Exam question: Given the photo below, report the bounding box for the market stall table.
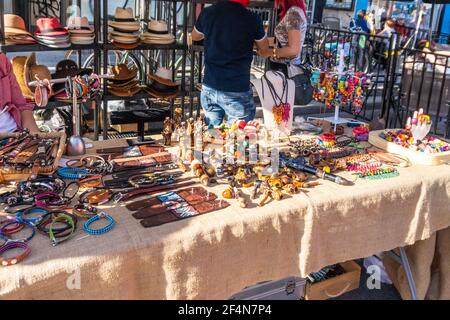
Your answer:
[1,137,449,300]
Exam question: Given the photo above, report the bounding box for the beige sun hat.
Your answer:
[67,16,94,34]
[108,7,140,30]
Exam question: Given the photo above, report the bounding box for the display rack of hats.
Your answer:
[0,15,97,50]
[0,0,190,141]
[100,0,188,140]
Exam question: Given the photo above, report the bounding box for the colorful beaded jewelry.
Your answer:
[57,167,90,180]
[84,211,115,235]
[357,167,399,179]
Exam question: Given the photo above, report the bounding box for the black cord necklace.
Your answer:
[261,71,290,126]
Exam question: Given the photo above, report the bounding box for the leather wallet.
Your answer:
[193,199,230,214]
[140,211,180,228]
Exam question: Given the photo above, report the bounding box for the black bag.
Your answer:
[289,66,314,106]
[269,61,313,106]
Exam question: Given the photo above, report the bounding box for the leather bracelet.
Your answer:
[84,211,115,235]
[49,214,76,246]
[34,192,69,209]
[63,181,80,201]
[37,211,78,238]
[0,217,24,235]
[0,241,31,266]
[79,175,103,189]
[15,206,50,226]
[72,203,99,219]
[0,220,35,243]
[79,188,112,205]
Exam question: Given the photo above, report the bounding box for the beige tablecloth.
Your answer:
[1,139,450,299]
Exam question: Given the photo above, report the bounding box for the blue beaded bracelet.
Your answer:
[84,212,115,235]
[16,207,49,226]
[57,167,90,180]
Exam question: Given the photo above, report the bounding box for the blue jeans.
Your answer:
[200,85,256,126]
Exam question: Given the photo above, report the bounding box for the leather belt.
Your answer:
[113,180,198,203]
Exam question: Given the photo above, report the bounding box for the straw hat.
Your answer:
[11,56,34,99]
[141,20,175,44]
[108,7,140,31]
[67,16,94,34]
[35,18,68,37]
[148,67,178,87]
[4,14,32,36]
[24,53,52,93]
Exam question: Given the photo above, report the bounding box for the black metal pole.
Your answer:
[0,0,5,46]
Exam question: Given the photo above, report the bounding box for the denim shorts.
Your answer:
[200,85,256,126]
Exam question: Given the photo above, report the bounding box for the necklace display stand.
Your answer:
[251,71,295,138]
[307,49,366,132]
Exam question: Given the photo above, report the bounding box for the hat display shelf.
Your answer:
[0,0,103,140]
[100,0,189,141]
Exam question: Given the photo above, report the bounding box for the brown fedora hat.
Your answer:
[11,56,34,99]
[24,53,52,93]
[144,86,179,100]
[110,64,138,81]
[108,86,141,97]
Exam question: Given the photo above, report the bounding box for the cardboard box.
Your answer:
[305,260,361,300]
[111,123,150,133]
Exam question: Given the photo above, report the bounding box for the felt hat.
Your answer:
[35,18,68,37]
[24,53,52,93]
[148,67,178,87]
[51,59,92,93]
[110,64,138,82]
[11,56,34,99]
[145,67,179,100]
[108,85,141,97]
[4,14,32,36]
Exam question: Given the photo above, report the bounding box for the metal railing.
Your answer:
[385,48,449,138]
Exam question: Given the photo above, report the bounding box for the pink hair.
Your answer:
[275,0,307,19]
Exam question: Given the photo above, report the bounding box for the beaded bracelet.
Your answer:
[57,167,90,180]
[84,211,115,235]
[0,241,31,266]
[49,214,76,246]
[0,220,35,243]
[358,167,400,180]
[15,206,50,226]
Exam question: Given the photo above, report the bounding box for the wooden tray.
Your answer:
[369,129,450,166]
[0,131,66,183]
